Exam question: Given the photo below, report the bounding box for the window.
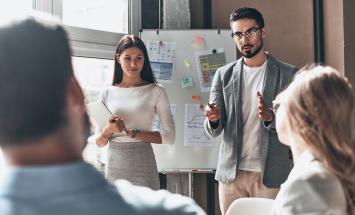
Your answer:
[0,0,33,11]
[0,0,140,165]
[62,0,128,34]
[51,0,134,49]
[72,57,114,103]
[0,0,33,16]
[32,0,142,58]
[47,0,141,58]
[72,57,115,165]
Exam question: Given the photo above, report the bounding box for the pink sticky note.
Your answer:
[192,36,206,48]
[192,95,201,101]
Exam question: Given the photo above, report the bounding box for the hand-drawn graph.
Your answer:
[184,104,216,146]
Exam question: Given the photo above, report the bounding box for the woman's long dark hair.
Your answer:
[112,35,156,85]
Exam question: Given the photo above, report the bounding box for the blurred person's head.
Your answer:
[112,35,156,85]
[0,12,90,165]
[274,65,355,214]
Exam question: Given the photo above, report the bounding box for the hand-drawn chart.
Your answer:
[184,104,216,146]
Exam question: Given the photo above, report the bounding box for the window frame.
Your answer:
[35,0,141,59]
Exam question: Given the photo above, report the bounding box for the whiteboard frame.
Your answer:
[141,29,236,171]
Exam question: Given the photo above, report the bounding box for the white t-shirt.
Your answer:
[239,60,267,171]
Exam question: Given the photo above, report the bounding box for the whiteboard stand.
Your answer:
[187,170,215,198]
[188,172,193,198]
[183,170,216,199]
[161,169,215,199]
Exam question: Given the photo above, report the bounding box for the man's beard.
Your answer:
[81,112,91,149]
[241,41,263,58]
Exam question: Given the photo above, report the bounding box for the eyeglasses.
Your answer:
[231,26,262,40]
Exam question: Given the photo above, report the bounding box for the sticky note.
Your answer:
[192,95,201,101]
[181,76,194,88]
[183,59,191,68]
[191,95,203,110]
[192,36,206,48]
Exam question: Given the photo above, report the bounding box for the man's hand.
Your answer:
[204,103,220,123]
[257,91,274,122]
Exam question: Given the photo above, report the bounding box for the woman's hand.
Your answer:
[96,115,127,147]
[101,115,127,140]
[104,115,127,135]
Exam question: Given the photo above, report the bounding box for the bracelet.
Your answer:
[100,130,110,140]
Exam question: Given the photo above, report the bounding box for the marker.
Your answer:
[208,103,216,108]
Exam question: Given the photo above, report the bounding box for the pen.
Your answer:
[102,101,113,115]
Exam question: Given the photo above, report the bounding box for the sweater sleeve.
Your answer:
[155,87,175,144]
[204,68,225,137]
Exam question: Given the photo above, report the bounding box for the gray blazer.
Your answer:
[204,54,297,187]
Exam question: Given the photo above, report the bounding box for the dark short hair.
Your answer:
[112,35,156,85]
[0,14,73,145]
[230,7,265,28]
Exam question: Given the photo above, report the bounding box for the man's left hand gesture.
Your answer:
[257,91,274,122]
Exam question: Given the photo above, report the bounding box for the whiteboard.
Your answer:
[141,30,236,171]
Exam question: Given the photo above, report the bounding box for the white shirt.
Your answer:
[272,150,347,215]
[98,83,175,144]
[239,60,267,171]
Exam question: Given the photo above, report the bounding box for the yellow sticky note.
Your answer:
[183,59,191,68]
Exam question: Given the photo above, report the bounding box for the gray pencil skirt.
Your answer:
[105,141,160,190]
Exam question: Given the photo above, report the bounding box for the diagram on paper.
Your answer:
[184,104,216,146]
[146,41,176,83]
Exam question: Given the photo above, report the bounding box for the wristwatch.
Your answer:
[130,127,140,138]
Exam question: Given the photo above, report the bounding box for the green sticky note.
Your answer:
[181,76,194,88]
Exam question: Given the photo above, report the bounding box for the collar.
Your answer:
[286,150,321,182]
[296,150,317,166]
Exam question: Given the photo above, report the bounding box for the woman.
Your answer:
[95,35,175,190]
[271,65,355,215]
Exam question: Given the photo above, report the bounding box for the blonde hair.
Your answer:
[277,65,355,214]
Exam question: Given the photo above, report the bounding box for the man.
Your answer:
[0,13,205,215]
[204,7,297,214]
